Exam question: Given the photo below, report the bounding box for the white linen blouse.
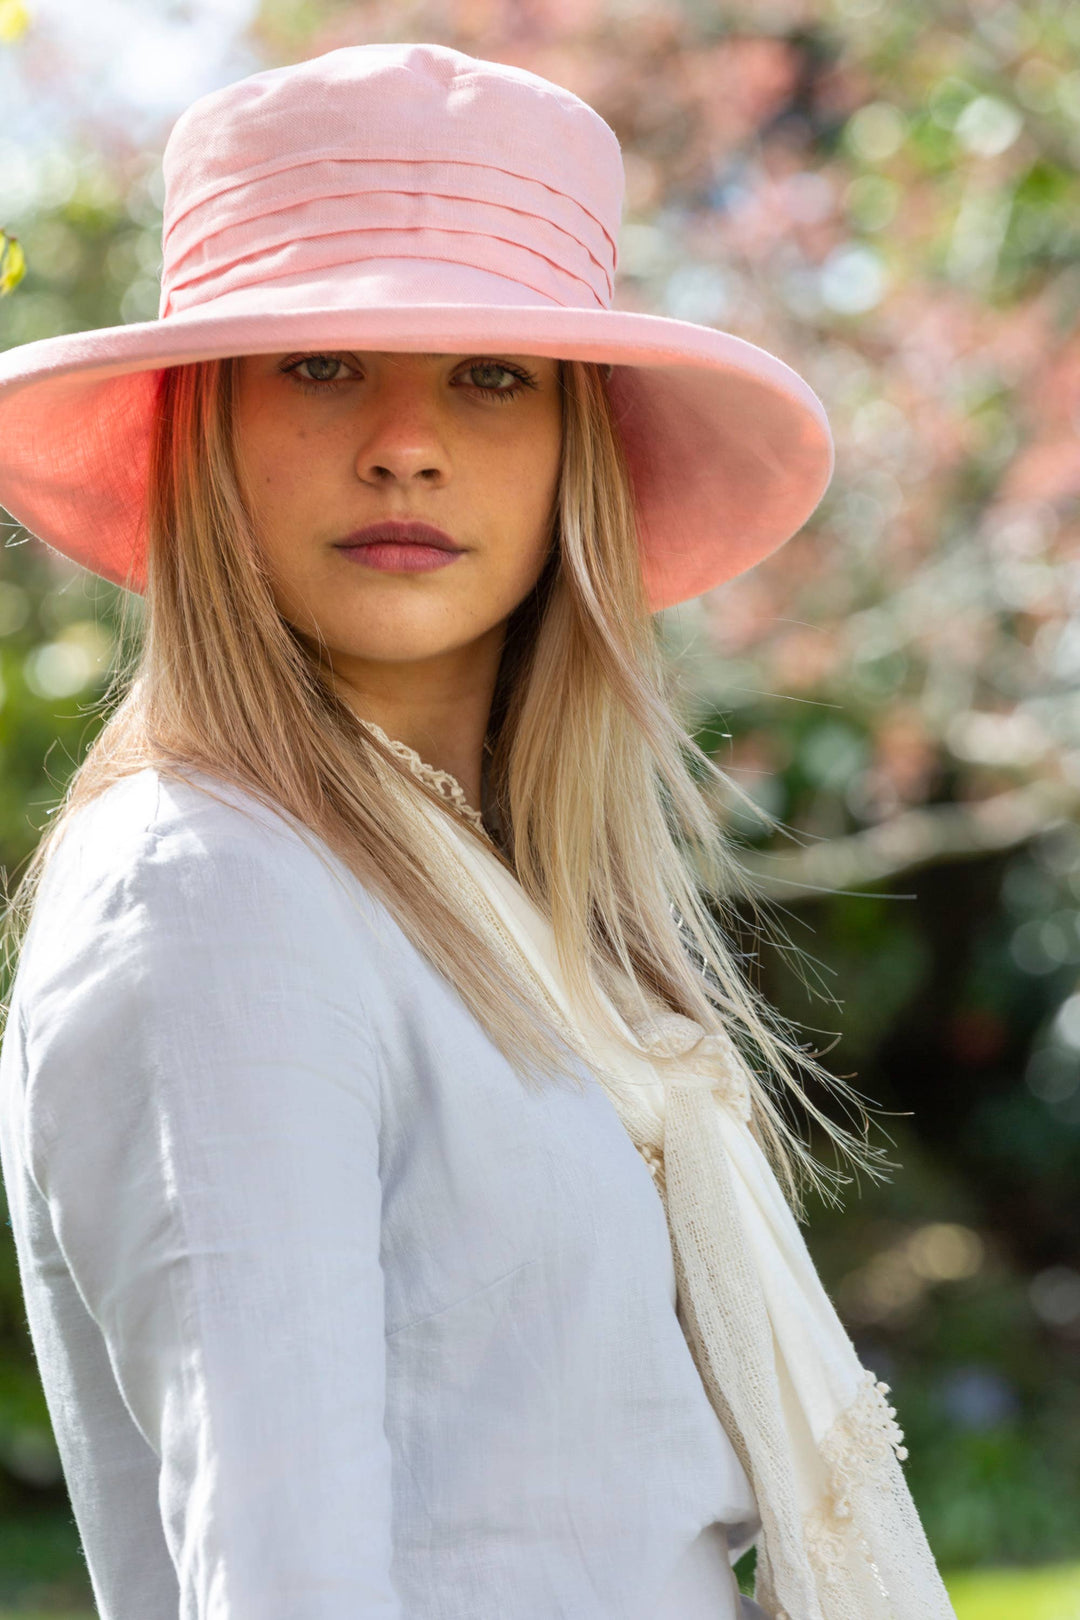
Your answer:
[0,764,766,1620]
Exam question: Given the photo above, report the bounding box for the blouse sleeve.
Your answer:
[22,816,402,1619]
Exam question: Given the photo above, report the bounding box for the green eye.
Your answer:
[458,359,538,401]
[298,356,343,383]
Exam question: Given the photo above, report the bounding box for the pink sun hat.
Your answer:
[0,41,834,612]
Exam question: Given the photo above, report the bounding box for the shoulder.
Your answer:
[16,769,401,1199]
[41,763,381,910]
[18,765,395,1011]
[45,764,347,883]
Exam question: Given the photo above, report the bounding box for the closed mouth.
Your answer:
[335,521,464,552]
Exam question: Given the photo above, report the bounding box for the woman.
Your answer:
[0,41,957,1620]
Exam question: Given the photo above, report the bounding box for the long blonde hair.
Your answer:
[1,353,897,1220]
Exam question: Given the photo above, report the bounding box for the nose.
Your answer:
[353,373,450,488]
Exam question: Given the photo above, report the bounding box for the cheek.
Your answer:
[486,455,559,592]
[240,428,311,508]
[234,383,321,505]
[498,411,562,530]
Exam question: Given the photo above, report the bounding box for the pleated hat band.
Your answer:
[158,45,624,319]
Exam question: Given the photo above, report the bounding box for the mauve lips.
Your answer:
[335,520,463,551]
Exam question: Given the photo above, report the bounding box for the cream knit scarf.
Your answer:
[359,720,958,1620]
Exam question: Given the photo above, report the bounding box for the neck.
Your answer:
[325,626,505,810]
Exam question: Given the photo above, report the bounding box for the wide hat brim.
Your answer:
[0,295,834,612]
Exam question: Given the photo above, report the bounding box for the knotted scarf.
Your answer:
[358,719,958,1620]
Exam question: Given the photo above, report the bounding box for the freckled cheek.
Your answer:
[247,442,318,513]
[242,460,318,573]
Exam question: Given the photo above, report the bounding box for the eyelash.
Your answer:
[280,354,539,402]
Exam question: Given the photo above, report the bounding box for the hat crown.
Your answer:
[158,42,625,319]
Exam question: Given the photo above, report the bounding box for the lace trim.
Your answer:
[825,1368,910,1482]
[356,716,488,835]
[802,1368,909,1605]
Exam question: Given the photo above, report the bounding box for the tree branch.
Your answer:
[733,779,1080,897]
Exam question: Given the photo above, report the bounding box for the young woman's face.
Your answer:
[233,349,563,677]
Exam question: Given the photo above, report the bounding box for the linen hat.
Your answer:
[0,41,834,611]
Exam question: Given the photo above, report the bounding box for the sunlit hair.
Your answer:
[0,354,897,1220]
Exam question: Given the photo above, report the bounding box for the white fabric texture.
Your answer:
[652,1522,753,1619]
[0,764,765,1620]
[354,720,958,1620]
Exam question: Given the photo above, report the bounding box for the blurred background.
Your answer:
[1,1,1079,1616]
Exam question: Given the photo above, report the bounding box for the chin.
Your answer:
[335,620,490,664]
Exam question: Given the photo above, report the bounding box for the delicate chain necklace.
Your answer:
[355,715,489,836]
